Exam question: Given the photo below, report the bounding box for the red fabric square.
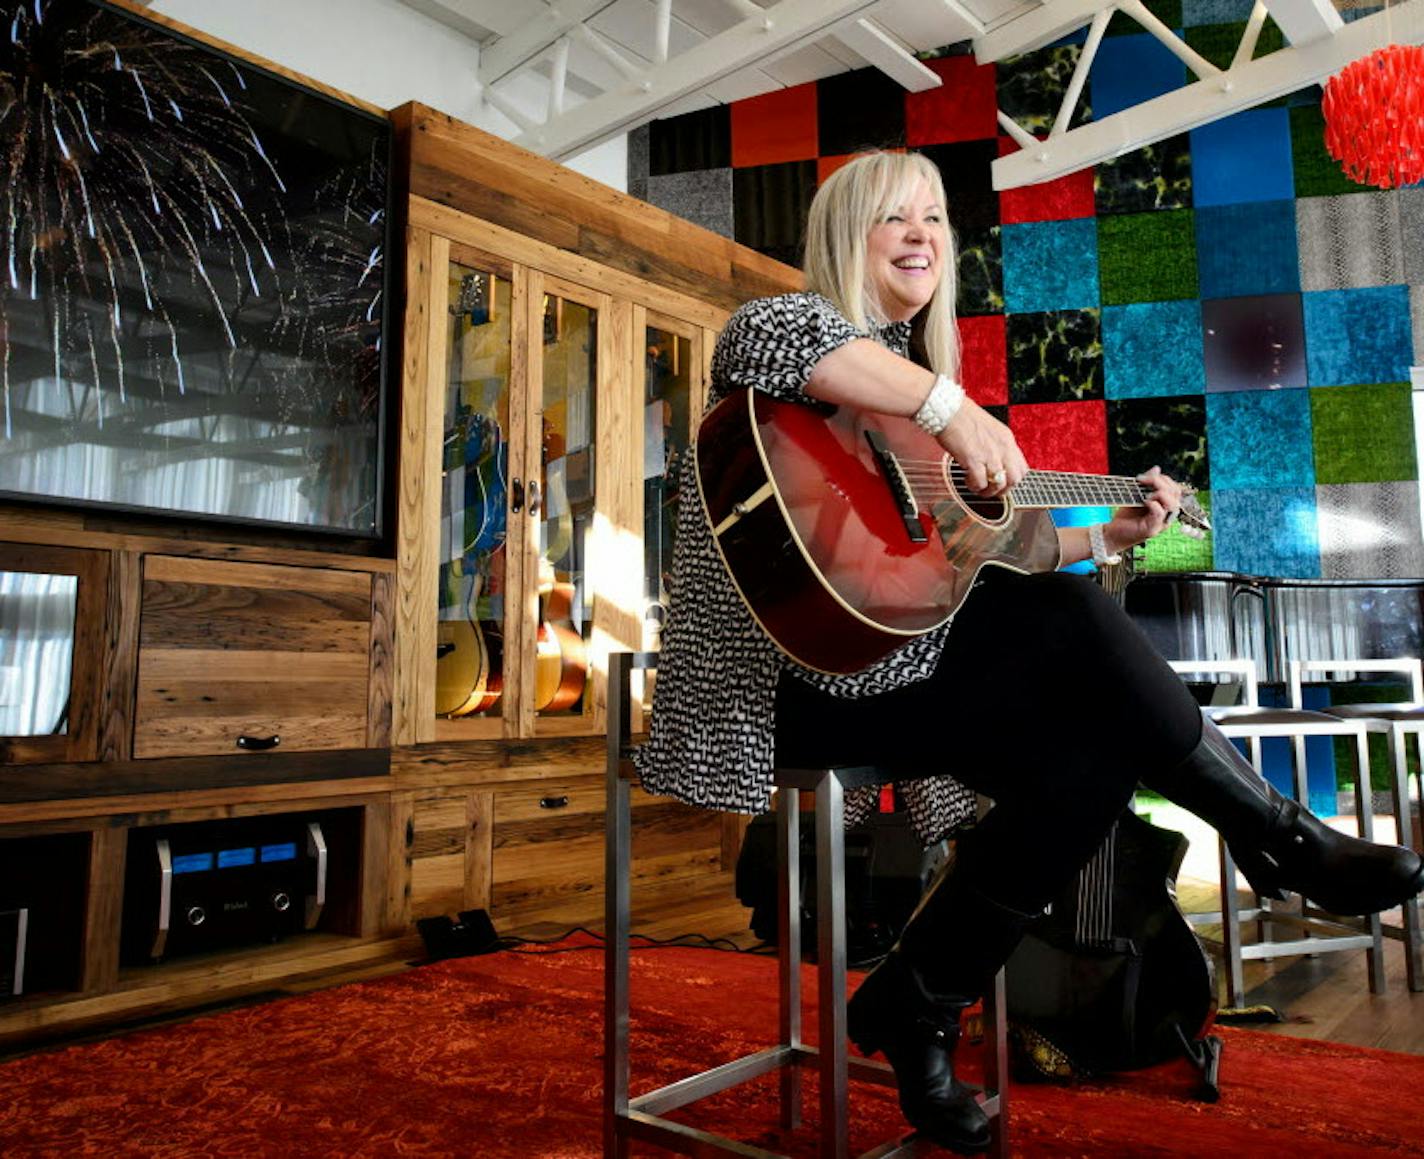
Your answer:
[1009,401,1109,475]
[816,148,904,186]
[996,137,1096,223]
[731,85,818,168]
[958,315,1007,406]
[906,57,998,147]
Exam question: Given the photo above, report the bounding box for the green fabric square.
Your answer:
[1097,211,1198,305]
[1107,0,1181,36]
[1183,20,1285,71]
[1311,382,1417,483]
[1140,490,1214,572]
[1290,105,1375,198]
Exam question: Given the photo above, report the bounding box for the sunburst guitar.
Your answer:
[695,389,1209,675]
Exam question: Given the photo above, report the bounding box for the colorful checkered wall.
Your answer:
[628,3,1424,579]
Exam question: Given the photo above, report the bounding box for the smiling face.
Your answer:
[864,176,947,324]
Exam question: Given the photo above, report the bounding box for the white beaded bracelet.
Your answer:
[1089,523,1122,567]
[913,374,966,437]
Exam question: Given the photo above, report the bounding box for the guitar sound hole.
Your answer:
[964,495,1007,522]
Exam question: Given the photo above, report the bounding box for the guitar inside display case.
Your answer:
[437,266,511,719]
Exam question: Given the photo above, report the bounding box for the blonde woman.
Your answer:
[637,151,1422,1153]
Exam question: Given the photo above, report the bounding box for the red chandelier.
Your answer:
[1322,43,1424,189]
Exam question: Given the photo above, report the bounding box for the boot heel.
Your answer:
[1228,848,1290,902]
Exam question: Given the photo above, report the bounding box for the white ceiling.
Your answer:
[378,1,1424,186]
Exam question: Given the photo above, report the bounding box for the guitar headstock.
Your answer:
[1177,487,1210,539]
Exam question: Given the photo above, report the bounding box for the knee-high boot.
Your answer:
[847,853,1037,1155]
[1149,719,1424,916]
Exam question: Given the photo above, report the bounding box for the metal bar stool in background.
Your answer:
[604,652,1008,1159]
[1288,658,1423,992]
[1166,660,1385,1007]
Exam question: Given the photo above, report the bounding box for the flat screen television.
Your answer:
[0,0,393,537]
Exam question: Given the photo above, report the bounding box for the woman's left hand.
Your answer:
[1103,466,1184,553]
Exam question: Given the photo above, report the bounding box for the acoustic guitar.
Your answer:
[695,389,1209,674]
[534,566,588,713]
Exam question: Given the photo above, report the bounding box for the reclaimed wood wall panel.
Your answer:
[394,103,800,317]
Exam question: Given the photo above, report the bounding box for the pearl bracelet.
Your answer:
[913,374,966,436]
[1089,523,1122,567]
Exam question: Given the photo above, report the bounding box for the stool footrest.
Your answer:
[632,1046,799,1117]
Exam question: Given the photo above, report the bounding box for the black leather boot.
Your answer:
[847,868,1035,1155]
[1151,720,1424,915]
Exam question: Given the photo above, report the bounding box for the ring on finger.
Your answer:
[988,468,1007,487]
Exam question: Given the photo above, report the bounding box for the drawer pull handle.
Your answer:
[236,734,281,751]
[539,795,569,810]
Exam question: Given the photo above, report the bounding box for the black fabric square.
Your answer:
[1106,396,1209,492]
[1006,309,1103,403]
[956,224,1003,317]
[733,160,817,268]
[919,140,998,195]
[649,106,730,176]
[817,67,907,157]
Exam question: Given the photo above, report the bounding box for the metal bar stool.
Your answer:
[604,652,1008,1159]
[1288,658,1423,992]
[1167,660,1385,1007]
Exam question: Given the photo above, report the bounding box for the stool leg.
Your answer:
[1351,731,1387,994]
[1393,725,1424,992]
[983,967,1009,1159]
[1218,837,1246,1008]
[815,772,850,1159]
[778,786,804,1131]
[604,762,632,1159]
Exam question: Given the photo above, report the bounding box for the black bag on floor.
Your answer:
[734,809,948,966]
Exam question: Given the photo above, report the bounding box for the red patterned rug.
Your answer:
[2,934,1423,1157]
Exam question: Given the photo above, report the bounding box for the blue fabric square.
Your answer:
[1183,0,1257,25]
[1302,285,1414,386]
[1103,301,1206,398]
[1001,219,1100,313]
[1207,389,1314,488]
[1195,201,1301,299]
[1190,108,1295,207]
[1211,486,1321,578]
[1091,35,1186,119]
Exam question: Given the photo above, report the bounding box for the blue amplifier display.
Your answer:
[121,816,328,964]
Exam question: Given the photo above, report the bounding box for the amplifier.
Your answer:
[122,817,328,964]
[0,908,27,996]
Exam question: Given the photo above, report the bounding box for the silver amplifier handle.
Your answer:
[11,907,28,995]
[305,822,327,930]
[151,839,172,960]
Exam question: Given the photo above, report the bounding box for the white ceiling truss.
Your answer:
[397,0,1424,189]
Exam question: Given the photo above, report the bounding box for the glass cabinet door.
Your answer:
[535,290,597,719]
[436,262,512,721]
[642,324,693,654]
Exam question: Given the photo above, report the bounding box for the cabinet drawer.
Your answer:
[134,557,374,759]
[491,778,722,918]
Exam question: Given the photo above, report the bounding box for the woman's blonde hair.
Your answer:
[802,150,960,379]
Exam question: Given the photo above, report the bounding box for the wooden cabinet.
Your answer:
[134,556,383,759]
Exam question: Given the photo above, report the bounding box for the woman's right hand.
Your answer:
[938,398,1027,496]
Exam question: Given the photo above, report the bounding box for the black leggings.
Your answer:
[773,569,1204,914]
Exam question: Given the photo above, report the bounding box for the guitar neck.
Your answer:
[1010,470,1152,511]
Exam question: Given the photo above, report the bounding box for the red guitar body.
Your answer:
[695,389,1061,674]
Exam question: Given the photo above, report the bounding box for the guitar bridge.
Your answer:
[864,430,928,544]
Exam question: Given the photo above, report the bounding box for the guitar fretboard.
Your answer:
[1011,470,1151,510]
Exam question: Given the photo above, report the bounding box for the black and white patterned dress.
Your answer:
[634,292,978,843]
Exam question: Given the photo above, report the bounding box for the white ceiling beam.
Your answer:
[479,0,619,86]
[872,0,987,45]
[992,0,1424,189]
[396,0,513,40]
[513,0,892,160]
[974,0,1114,62]
[832,18,942,91]
[1263,0,1343,46]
